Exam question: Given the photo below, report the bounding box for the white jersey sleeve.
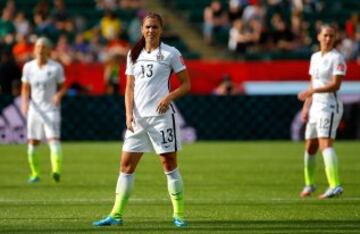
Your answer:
[21,63,30,83]
[125,52,134,76]
[170,48,186,73]
[309,54,316,76]
[332,54,346,76]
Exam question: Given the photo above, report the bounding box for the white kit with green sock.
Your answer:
[110,172,134,219]
[49,141,63,175]
[165,168,185,220]
[27,144,40,179]
[322,147,340,188]
[304,151,316,186]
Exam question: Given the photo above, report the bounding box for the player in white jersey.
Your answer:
[21,37,67,183]
[94,13,190,227]
[298,25,346,199]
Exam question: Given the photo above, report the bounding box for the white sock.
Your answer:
[116,172,134,196]
[165,168,183,194]
[322,147,340,188]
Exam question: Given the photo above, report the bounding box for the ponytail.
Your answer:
[130,36,145,63]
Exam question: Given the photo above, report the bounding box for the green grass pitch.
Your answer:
[0,141,359,233]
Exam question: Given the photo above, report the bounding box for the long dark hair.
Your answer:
[130,12,164,63]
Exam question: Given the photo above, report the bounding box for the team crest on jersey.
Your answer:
[336,63,345,72]
[156,53,164,61]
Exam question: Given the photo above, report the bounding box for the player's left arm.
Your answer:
[157,69,191,114]
[53,65,67,106]
[298,75,343,101]
[311,75,343,93]
[299,56,346,100]
[53,82,67,106]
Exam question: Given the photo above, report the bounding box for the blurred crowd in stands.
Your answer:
[203,0,360,60]
[1,0,359,96]
[0,0,145,65]
[0,0,146,95]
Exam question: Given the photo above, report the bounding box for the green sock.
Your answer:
[49,141,62,174]
[322,147,340,188]
[27,144,40,178]
[304,152,316,186]
[110,173,134,219]
[165,168,185,219]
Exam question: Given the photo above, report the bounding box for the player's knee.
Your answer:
[305,140,318,155]
[28,140,41,146]
[120,164,136,174]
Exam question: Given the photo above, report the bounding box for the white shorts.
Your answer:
[122,114,181,154]
[305,108,343,140]
[27,109,61,140]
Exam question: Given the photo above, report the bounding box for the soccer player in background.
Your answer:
[21,37,67,183]
[298,24,346,199]
[93,12,191,227]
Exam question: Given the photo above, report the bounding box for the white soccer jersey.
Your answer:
[21,59,65,112]
[309,49,346,113]
[125,42,186,117]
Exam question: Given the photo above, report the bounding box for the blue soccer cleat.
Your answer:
[173,217,187,227]
[93,216,123,226]
[319,186,343,199]
[28,176,40,184]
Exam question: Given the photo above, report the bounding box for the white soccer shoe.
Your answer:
[319,186,343,199]
[300,185,316,198]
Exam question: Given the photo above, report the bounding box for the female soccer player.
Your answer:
[21,37,66,183]
[298,25,346,199]
[93,13,191,227]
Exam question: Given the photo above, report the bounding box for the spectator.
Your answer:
[337,31,358,61]
[51,34,73,65]
[229,18,262,53]
[228,0,248,23]
[270,13,296,51]
[95,0,119,10]
[104,53,121,95]
[106,30,130,57]
[0,50,21,95]
[34,0,50,17]
[14,12,32,36]
[100,10,122,41]
[33,12,56,37]
[72,33,91,63]
[203,0,229,44]
[0,8,15,40]
[85,27,107,62]
[12,34,34,63]
[213,74,243,95]
[120,0,143,9]
[128,9,146,44]
[51,0,72,32]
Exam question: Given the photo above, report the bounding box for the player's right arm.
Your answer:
[21,63,30,116]
[125,75,135,132]
[21,82,30,116]
[301,93,312,123]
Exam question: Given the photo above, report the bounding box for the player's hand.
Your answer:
[126,115,135,132]
[301,108,309,123]
[297,89,313,101]
[21,104,28,116]
[52,94,61,106]
[157,97,171,114]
